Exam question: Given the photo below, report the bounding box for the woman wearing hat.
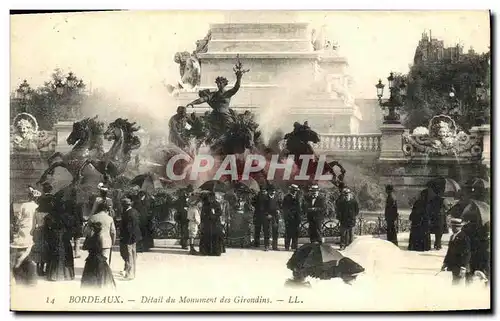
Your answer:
[11,187,41,286]
[186,196,202,255]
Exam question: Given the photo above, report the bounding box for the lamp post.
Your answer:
[475,81,490,125]
[15,80,33,114]
[53,72,84,120]
[375,72,406,124]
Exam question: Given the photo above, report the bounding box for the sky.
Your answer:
[10,10,490,102]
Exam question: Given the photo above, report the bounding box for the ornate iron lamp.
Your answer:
[476,81,490,124]
[375,72,406,124]
[16,80,32,100]
[15,80,33,113]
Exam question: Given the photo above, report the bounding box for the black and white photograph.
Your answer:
[8,9,491,312]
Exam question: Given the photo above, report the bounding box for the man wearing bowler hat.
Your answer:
[441,218,471,285]
[304,185,327,244]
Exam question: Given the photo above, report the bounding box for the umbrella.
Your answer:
[198,180,229,193]
[450,199,490,226]
[130,173,163,194]
[427,177,461,197]
[234,178,260,193]
[465,178,490,190]
[286,243,365,280]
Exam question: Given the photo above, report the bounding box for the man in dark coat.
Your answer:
[384,185,399,246]
[304,185,327,244]
[282,184,302,251]
[336,186,359,250]
[120,198,142,280]
[252,188,269,248]
[441,218,471,285]
[265,185,281,251]
[175,188,191,250]
[462,221,490,284]
[133,191,154,252]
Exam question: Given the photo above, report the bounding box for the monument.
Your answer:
[173,12,362,134]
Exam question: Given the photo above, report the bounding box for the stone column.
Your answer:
[473,124,491,168]
[379,124,406,160]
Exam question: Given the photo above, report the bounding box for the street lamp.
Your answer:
[476,81,490,124]
[55,80,64,96]
[375,72,406,124]
[66,72,77,89]
[15,80,33,113]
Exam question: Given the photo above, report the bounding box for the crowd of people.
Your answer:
[10,174,489,289]
[404,179,490,286]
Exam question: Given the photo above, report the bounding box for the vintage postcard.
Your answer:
[9,10,491,312]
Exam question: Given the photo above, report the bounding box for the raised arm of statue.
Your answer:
[223,74,242,98]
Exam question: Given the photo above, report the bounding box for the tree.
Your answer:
[401,50,490,131]
[10,69,88,130]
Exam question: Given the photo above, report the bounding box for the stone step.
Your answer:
[208,39,313,53]
[85,232,450,250]
[209,22,310,41]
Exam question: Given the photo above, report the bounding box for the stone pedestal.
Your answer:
[476,124,490,168]
[54,121,74,153]
[378,124,405,160]
[176,18,362,134]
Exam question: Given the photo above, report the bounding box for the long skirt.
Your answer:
[45,230,75,281]
[81,253,116,290]
[408,225,431,252]
[199,222,223,256]
[30,227,48,264]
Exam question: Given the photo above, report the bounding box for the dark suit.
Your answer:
[120,207,142,279]
[252,192,269,247]
[384,194,399,246]
[283,194,302,250]
[443,230,471,285]
[266,195,281,249]
[304,195,326,243]
[336,195,359,247]
[428,196,446,249]
[175,196,189,248]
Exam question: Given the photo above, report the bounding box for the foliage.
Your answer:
[401,51,490,131]
[11,69,88,130]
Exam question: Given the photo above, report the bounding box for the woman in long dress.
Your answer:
[199,193,224,256]
[187,198,201,255]
[31,208,49,276]
[44,198,75,281]
[11,187,41,286]
[408,190,431,252]
[81,221,116,289]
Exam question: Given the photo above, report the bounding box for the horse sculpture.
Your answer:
[79,118,142,182]
[37,116,105,185]
[282,123,346,186]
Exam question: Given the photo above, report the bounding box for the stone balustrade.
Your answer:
[315,133,382,152]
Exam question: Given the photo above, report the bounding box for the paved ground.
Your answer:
[11,233,490,312]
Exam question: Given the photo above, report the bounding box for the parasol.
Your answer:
[427,177,461,197]
[198,180,229,193]
[465,177,490,190]
[130,173,163,194]
[286,243,365,280]
[450,199,490,226]
[233,178,260,193]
